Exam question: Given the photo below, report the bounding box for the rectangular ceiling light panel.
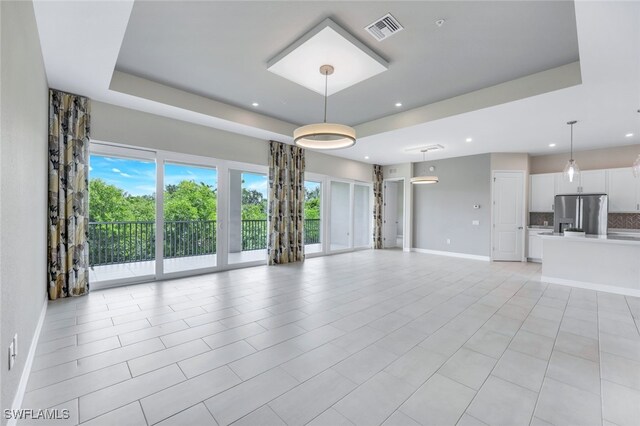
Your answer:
[267,19,389,96]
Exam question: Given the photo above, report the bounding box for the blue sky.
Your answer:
[89,155,268,197]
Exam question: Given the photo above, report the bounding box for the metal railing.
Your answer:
[89,219,321,266]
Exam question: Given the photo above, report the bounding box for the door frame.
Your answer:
[353,182,374,249]
[304,172,328,258]
[382,178,406,249]
[490,170,527,262]
[224,161,270,270]
[327,178,355,254]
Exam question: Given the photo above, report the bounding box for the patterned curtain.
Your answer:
[48,90,91,299]
[373,164,384,249]
[268,141,305,265]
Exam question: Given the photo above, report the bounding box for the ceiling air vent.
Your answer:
[365,13,404,42]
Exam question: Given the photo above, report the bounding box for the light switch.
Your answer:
[472,220,480,226]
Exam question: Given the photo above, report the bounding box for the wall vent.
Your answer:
[365,13,404,42]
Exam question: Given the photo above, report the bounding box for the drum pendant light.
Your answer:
[411,149,439,185]
[294,65,356,150]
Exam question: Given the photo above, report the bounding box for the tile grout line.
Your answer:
[338,276,539,426]
[527,287,573,426]
[451,280,550,426]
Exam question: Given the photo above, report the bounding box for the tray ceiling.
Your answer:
[115,1,579,126]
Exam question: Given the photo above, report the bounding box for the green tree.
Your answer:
[241,188,267,220]
[89,179,135,222]
[304,186,320,219]
[127,195,155,221]
[164,180,217,221]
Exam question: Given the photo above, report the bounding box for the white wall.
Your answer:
[91,102,373,182]
[0,1,49,419]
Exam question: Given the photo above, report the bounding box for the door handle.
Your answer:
[518,227,523,230]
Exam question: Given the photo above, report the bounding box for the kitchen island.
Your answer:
[540,233,640,297]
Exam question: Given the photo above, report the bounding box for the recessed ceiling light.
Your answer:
[364,156,370,160]
[465,138,472,142]
[251,102,259,107]
[549,143,556,147]
[625,133,634,137]
[395,102,402,107]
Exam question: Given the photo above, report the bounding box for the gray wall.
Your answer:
[0,1,49,418]
[412,154,491,257]
[91,102,373,182]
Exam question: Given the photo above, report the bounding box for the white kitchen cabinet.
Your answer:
[579,169,606,194]
[530,173,556,212]
[527,229,545,262]
[556,173,580,195]
[607,168,639,212]
[530,167,640,214]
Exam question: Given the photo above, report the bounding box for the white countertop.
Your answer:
[528,226,640,233]
[539,232,640,246]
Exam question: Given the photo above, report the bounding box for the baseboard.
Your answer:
[403,248,411,252]
[541,275,640,298]
[411,248,490,262]
[8,295,48,426]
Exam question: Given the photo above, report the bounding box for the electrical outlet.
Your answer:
[472,220,480,226]
[446,238,451,244]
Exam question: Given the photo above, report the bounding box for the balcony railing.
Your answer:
[89,219,321,266]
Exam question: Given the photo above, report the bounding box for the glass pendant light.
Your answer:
[411,149,439,185]
[633,109,640,178]
[563,120,580,183]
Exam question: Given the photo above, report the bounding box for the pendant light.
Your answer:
[294,65,356,150]
[633,109,640,178]
[411,148,439,185]
[563,120,580,183]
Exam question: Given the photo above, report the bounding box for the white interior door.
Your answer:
[383,181,398,248]
[493,172,524,261]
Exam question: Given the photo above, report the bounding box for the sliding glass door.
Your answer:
[228,169,268,265]
[304,180,322,254]
[162,162,218,274]
[353,184,372,248]
[88,142,372,287]
[88,146,157,284]
[330,181,352,251]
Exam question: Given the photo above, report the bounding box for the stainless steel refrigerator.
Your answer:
[553,194,608,235]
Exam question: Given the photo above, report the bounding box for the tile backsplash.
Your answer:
[529,212,554,227]
[529,212,640,229]
[608,213,640,229]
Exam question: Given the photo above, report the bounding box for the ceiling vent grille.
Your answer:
[365,13,403,42]
[404,144,445,154]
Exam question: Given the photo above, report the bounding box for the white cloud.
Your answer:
[246,180,268,192]
[120,173,132,178]
[111,168,121,173]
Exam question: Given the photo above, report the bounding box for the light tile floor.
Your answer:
[22,250,640,425]
[90,246,322,284]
